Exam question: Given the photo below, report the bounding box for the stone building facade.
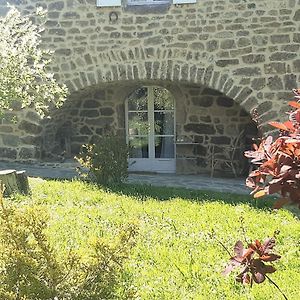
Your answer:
[0,0,299,175]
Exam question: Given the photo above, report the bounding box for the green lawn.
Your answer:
[7,179,300,299]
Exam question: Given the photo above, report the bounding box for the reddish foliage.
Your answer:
[245,88,300,208]
[223,238,280,286]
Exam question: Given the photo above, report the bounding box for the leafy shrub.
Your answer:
[245,88,300,208]
[76,135,129,185]
[0,188,137,299]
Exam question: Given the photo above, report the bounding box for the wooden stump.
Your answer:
[0,169,30,196]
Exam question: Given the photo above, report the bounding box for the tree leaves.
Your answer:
[0,7,67,117]
[245,89,300,208]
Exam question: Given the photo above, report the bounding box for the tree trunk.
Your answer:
[16,170,30,195]
[0,169,30,196]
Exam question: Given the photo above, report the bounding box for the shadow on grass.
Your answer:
[30,177,299,215]
[103,182,276,210]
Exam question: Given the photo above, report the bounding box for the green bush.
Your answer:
[76,135,129,185]
[0,191,137,300]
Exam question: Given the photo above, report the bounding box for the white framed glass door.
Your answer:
[126,86,176,173]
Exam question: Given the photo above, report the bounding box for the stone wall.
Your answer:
[0,0,299,172]
[176,84,255,174]
[0,109,42,161]
[0,0,297,117]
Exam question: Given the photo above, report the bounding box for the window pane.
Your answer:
[155,137,175,158]
[129,137,149,158]
[154,112,174,135]
[154,87,174,110]
[128,87,148,111]
[128,112,149,135]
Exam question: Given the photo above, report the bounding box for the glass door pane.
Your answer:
[127,87,148,111]
[154,112,174,135]
[128,112,149,136]
[127,87,149,158]
[154,87,174,110]
[153,87,175,159]
[155,136,175,158]
[129,137,149,158]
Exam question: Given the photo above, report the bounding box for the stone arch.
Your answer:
[62,47,257,120]
[41,76,258,176]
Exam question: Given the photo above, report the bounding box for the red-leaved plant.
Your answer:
[245,88,300,208]
[218,233,287,300]
[223,238,280,285]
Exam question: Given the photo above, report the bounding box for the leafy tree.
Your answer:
[0,7,67,118]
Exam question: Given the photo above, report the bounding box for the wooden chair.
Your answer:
[210,130,245,178]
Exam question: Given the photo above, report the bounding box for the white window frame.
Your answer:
[127,0,171,6]
[173,0,196,4]
[96,0,197,7]
[96,0,121,7]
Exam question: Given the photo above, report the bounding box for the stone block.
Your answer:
[85,117,114,127]
[49,28,66,36]
[238,37,251,47]
[19,121,42,135]
[293,33,300,43]
[220,39,236,49]
[206,40,218,52]
[63,12,80,19]
[256,101,273,115]
[242,54,265,64]
[82,99,99,109]
[55,48,71,56]
[80,110,99,118]
[293,9,300,21]
[216,59,239,67]
[19,147,35,160]
[80,126,93,135]
[251,35,268,46]
[264,62,286,74]
[190,42,205,51]
[235,87,253,103]
[2,134,19,147]
[270,52,297,61]
[184,123,216,135]
[251,78,266,90]
[48,1,64,11]
[267,76,284,90]
[178,34,197,41]
[0,147,17,159]
[271,34,290,44]
[233,67,261,76]
[100,107,114,116]
[194,145,207,156]
[144,36,164,46]
[284,74,297,90]
[211,136,231,145]
[0,126,13,133]
[216,97,234,107]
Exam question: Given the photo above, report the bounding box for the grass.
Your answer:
[9,179,300,300]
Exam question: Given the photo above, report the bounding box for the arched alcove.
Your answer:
[41,80,258,176]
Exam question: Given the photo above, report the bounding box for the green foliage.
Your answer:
[0,7,67,117]
[0,188,137,300]
[76,135,129,185]
[19,179,300,300]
